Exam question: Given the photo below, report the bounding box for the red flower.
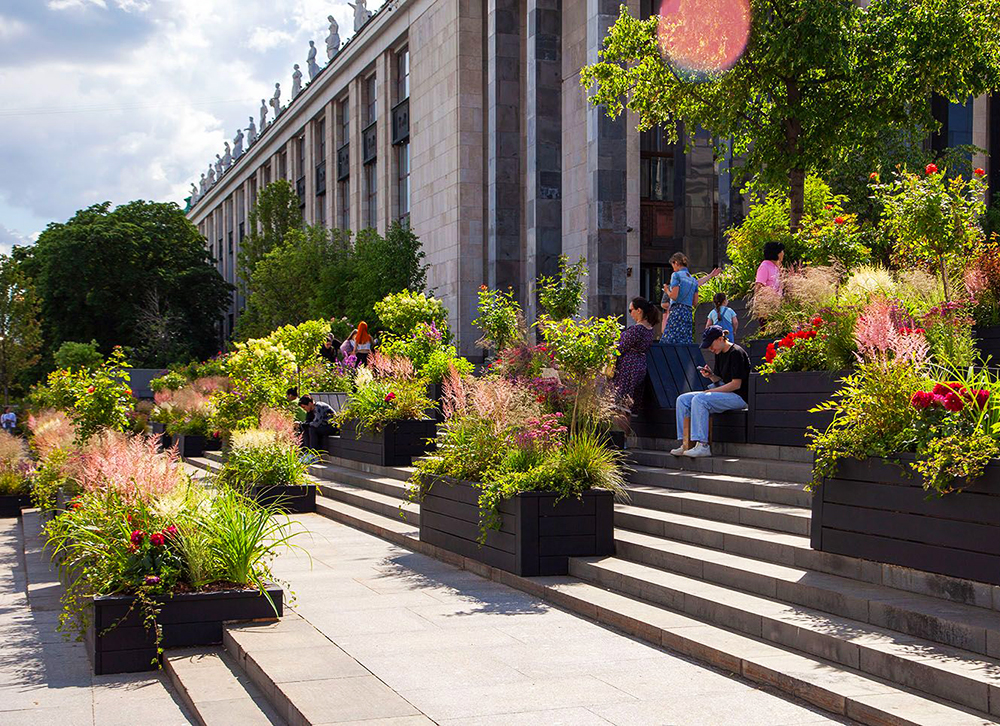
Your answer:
[125,388,132,397]
[164,525,179,537]
[869,172,879,181]
[384,392,396,403]
[536,395,546,403]
[479,284,488,291]
[974,168,986,176]
[910,391,933,409]
[765,343,777,364]
[975,389,991,408]
[70,502,81,511]
[87,386,95,394]
[823,204,833,210]
[943,392,964,412]
[914,328,925,335]
[149,532,165,547]
[812,317,823,326]
[130,530,144,546]
[925,163,938,175]
[931,383,951,397]
[834,216,845,225]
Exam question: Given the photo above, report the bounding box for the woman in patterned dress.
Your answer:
[612,297,660,412]
[662,252,700,344]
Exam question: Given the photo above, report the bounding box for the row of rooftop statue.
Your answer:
[190,2,375,205]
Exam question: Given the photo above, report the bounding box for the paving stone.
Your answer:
[281,675,420,725]
[246,644,369,683]
[189,696,283,725]
[437,707,613,725]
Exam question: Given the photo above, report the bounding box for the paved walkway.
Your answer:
[271,513,845,725]
[0,513,193,725]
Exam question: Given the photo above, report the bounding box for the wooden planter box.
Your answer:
[251,484,316,513]
[974,325,1000,365]
[203,434,222,452]
[812,456,1000,586]
[0,494,31,518]
[419,476,615,576]
[329,419,436,467]
[86,584,283,675]
[175,434,205,458]
[748,371,845,446]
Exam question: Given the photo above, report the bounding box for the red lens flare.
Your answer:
[658,0,751,76]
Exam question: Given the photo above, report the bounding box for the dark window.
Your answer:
[365,164,377,228]
[339,179,350,230]
[339,97,350,146]
[365,74,377,125]
[397,142,410,222]
[227,231,233,255]
[396,48,409,102]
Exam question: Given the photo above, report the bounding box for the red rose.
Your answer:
[834,216,845,225]
[931,383,950,397]
[910,391,933,409]
[943,392,964,412]
[149,532,165,547]
[812,317,823,326]
[765,343,777,364]
[479,284,488,291]
[87,386,95,394]
[130,530,144,546]
[925,163,938,175]
[869,172,879,181]
[975,389,990,407]
[974,168,985,176]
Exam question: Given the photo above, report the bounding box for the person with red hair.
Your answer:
[354,321,373,364]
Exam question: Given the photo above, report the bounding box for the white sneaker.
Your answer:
[670,445,687,456]
[682,443,712,458]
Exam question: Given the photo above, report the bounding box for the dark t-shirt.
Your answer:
[713,343,750,402]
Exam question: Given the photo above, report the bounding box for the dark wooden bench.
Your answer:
[633,343,748,443]
[308,392,350,451]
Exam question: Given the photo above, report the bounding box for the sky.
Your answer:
[0,0,384,254]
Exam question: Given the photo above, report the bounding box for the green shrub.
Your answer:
[374,290,449,341]
[220,429,310,491]
[53,340,103,372]
[338,373,433,433]
[537,256,587,320]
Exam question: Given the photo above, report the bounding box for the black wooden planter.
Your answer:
[86,584,283,675]
[748,371,845,446]
[175,434,205,458]
[203,434,223,452]
[0,494,31,518]
[974,325,1000,365]
[251,484,316,513]
[812,456,1000,586]
[329,419,436,466]
[418,476,615,576]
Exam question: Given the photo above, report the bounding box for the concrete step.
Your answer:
[223,614,429,725]
[614,529,1000,658]
[164,647,285,725]
[307,460,412,500]
[627,464,812,508]
[630,436,815,464]
[315,494,420,547]
[316,481,418,526]
[318,454,414,483]
[628,448,814,485]
[620,484,811,536]
[570,556,1000,717]
[535,578,997,726]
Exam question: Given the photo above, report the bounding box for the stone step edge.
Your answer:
[614,528,1000,655]
[163,647,283,726]
[308,493,992,726]
[624,484,812,519]
[571,555,1000,716]
[626,465,811,508]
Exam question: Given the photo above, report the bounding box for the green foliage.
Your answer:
[875,167,987,300]
[474,287,524,353]
[17,200,231,368]
[149,370,187,393]
[582,0,1000,229]
[40,348,135,442]
[537,256,588,320]
[31,449,68,510]
[238,180,303,292]
[538,315,620,383]
[374,290,449,341]
[346,223,429,329]
[267,319,330,377]
[338,374,433,433]
[219,429,310,493]
[0,255,42,401]
[211,339,296,433]
[379,322,473,384]
[53,340,104,372]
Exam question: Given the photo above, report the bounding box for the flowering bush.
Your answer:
[963,242,1000,328]
[220,427,312,493]
[153,381,216,437]
[211,338,297,433]
[70,432,183,504]
[379,321,473,384]
[338,353,434,433]
[38,348,135,443]
[759,324,823,374]
[373,290,450,342]
[474,286,525,353]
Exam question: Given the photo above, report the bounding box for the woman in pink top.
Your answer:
[755,242,784,295]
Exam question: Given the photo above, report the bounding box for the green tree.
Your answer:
[53,340,103,372]
[582,0,1000,230]
[346,223,428,328]
[16,200,231,369]
[0,256,42,403]
[238,180,302,291]
[538,256,588,320]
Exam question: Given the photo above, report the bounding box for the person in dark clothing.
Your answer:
[671,325,750,458]
[286,387,299,403]
[298,394,336,450]
[318,334,342,364]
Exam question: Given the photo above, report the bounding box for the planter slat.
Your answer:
[814,457,1000,585]
[748,371,844,447]
[420,492,517,531]
[0,494,31,518]
[538,516,597,537]
[538,534,598,556]
[420,524,518,572]
[329,420,436,467]
[420,509,516,552]
[251,484,316,513]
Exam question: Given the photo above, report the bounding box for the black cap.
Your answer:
[701,325,725,349]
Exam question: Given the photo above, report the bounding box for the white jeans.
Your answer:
[675,391,747,444]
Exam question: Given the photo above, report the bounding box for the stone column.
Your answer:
[584,0,628,319]
[350,76,364,232]
[526,0,562,325]
[487,0,522,300]
[684,130,716,272]
[303,125,315,223]
[324,101,335,229]
[377,52,392,235]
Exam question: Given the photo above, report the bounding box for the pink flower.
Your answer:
[164,525,179,537]
[130,530,144,546]
[144,575,160,586]
[925,163,938,175]
[910,391,933,409]
[149,532,165,547]
[384,392,396,403]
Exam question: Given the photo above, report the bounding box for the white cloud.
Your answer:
[0,225,38,256]
[0,0,370,238]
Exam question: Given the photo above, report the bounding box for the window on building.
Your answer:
[365,164,377,228]
[250,178,257,208]
[279,151,287,179]
[396,142,410,223]
[263,164,271,185]
[316,197,326,226]
[316,117,326,160]
[339,179,350,230]
[297,135,305,178]
[639,127,676,247]
[339,97,350,145]
[395,48,409,102]
[365,74,377,125]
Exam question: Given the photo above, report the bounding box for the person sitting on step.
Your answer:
[671,325,750,458]
[297,394,336,450]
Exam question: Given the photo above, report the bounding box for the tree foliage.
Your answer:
[53,340,102,372]
[582,0,1000,230]
[238,180,303,291]
[0,256,42,401]
[17,200,231,369]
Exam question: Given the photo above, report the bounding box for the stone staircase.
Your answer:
[186,445,1000,725]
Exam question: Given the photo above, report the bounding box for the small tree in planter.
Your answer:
[211,338,296,434]
[537,256,588,320]
[474,286,525,358]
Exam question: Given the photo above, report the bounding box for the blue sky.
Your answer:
[0,0,381,253]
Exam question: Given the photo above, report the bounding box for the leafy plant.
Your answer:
[474,286,524,353]
[374,290,450,342]
[338,373,433,433]
[537,256,588,320]
[211,338,296,433]
[219,429,311,492]
[54,347,136,443]
[379,322,473,384]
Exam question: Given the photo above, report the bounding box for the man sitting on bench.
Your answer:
[298,394,336,450]
[672,325,750,458]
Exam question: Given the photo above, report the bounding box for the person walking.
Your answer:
[611,298,660,415]
[354,321,373,364]
[705,292,739,340]
[671,326,750,458]
[662,253,720,344]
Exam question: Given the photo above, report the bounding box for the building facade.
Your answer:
[188,0,997,355]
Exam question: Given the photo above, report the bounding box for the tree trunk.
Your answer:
[789,168,806,233]
[784,79,804,233]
